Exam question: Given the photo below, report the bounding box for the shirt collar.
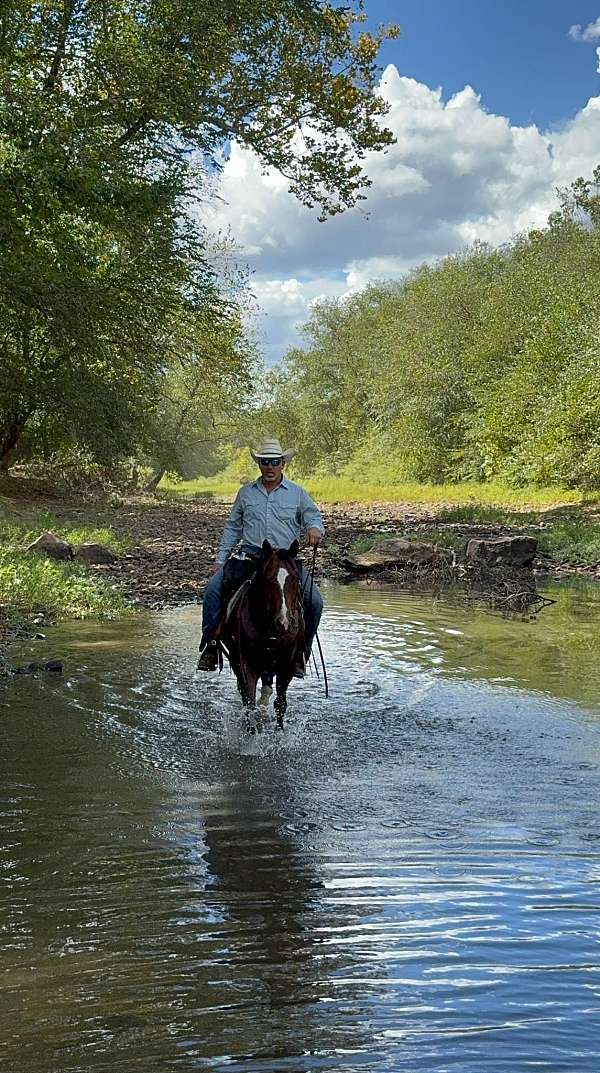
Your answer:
[253,475,290,491]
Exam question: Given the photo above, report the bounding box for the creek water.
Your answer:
[2,579,600,1072]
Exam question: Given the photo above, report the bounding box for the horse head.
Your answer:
[258,539,301,635]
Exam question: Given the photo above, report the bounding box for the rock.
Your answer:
[466,536,537,570]
[11,659,63,675]
[344,537,450,572]
[74,542,117,564]
[12,662,39,675]
[26,532,74,561]
[43,659,63,674]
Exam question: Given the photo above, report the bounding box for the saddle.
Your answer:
[215,554,260,639]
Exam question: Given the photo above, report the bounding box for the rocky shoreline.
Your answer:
[89,499,600,608]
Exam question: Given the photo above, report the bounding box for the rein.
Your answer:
[302,544,329,699]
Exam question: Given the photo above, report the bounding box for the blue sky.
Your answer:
[366,0,600,128]
[208,3,600,364]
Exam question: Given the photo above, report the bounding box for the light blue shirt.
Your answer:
[216,477,325,563]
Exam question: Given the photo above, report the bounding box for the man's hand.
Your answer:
[307,527,322,547]
[210,562,223,575]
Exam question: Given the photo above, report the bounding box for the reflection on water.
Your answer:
[2,580,600,1072]
[327,577,600,708]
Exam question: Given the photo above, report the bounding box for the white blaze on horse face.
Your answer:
[276,566,289,629]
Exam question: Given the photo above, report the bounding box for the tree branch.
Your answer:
[114,109,154,148]
[43,0,77,93]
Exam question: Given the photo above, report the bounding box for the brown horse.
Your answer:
[221,539,305,728]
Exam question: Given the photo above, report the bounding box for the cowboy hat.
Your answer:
[250,437,295,463]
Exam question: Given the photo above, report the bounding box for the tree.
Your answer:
[265,168,600,490]
[0,1,399,468]
[142,306,258,490]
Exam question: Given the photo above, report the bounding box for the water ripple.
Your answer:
[2,584,600,1071]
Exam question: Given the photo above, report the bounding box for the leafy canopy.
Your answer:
[0,1,398,471]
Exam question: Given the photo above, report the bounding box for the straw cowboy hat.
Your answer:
[250,437,295,464]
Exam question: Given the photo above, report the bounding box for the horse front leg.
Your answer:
[274,670,294,729]
[258,673,273,710]
[238,666,260,731]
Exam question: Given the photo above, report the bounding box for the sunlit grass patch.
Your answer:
[0,509,132,619]
[0,551,130,618]
[159,475,238,498]
[159,474,584,510]
[304,478,583,509]
[155,486,216,502]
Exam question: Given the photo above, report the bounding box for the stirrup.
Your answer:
[197,640,219,672]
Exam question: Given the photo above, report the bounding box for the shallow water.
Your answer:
[2,580,600,1072]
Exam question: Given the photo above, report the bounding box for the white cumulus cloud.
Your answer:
[206,64,600,364]
[568,16,600,41]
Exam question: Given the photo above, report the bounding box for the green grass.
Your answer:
[427,507,600,565]
[537,522,600,565]
[434,505,535,524]
[0,510,132,619]
[349,529,465,557]
[155,487,215,503]
[0,552,131,617]
[159,473,584,510]
[348,521,600,566]
[0,510,132,553]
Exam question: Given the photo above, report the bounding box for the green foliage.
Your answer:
[0,552,131,617]
[142,295,259,485]
[267,170,600,490]
[0,513,131,552]
[0,1,397,471]
[537,522,600,564]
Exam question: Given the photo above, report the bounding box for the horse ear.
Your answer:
[262,539,272,555]
[288,539,299,557]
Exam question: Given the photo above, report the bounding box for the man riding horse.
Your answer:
[197,438,324,675]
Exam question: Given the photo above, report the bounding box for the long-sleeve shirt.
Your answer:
[216,477,325,564]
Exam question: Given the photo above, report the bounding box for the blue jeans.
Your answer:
[201,560,323,655]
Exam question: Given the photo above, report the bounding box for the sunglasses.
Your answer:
[258,456,283,466]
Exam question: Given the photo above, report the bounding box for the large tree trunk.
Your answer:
[0,416,28,472]
[144,468,165,493]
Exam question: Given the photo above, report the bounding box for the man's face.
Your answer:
[258,456,285,481]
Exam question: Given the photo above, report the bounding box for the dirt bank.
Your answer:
[37,496,600,609]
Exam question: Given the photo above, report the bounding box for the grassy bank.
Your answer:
[0,509,131,619]
[350,509,600,568]
[429,507,600,566]
[158,474,584,510]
